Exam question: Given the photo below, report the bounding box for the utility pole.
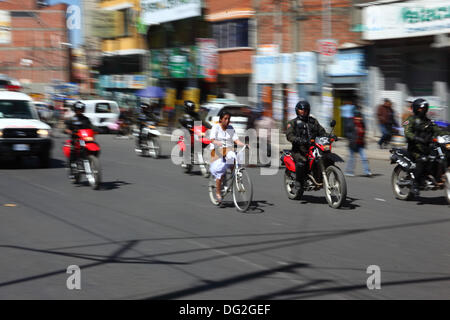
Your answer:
[319,0,333,128]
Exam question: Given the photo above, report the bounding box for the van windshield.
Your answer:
[0,100,38,119]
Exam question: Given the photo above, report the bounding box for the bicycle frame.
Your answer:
[218,146,247,197]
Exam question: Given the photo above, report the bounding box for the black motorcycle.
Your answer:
[390,134,450,204]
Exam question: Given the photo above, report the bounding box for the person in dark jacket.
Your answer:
[64,101,93,176]
[344,106,372,177]
[377,98,397,148]
[403,98,446,196]
[286,100,328,187]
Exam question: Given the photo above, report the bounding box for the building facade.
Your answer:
[96,0,148,108]
[0,0,70,93]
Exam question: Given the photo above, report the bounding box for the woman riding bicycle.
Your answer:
[209,111,247,205]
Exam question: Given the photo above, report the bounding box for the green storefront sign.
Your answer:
[402,6,450,24]
[151,46,200,79]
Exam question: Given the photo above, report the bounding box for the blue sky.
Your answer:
[44,0,83,48]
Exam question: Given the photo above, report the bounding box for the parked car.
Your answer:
[0,90,53,167]
[202,99,250,139]
[65,100,120,133]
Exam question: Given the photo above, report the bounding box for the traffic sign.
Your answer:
[317,39,338,56]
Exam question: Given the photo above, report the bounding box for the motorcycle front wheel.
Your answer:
[87,155,101,190]
[392,165,413,201]
[284,170,303,200]
[324,166,347,209]
[149,137,161,159]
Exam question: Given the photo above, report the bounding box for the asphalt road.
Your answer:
[0,133,449,300]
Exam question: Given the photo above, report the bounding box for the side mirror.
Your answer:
[330,120,336,128]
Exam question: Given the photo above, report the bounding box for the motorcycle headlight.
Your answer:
[84,137,94,141]
[147,125,156,129]
[0,130,3,138]
[37,129,49,138]
[446,144,450,150]
[323,145,331,151]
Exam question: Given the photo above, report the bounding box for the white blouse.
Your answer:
[209,124,239,149]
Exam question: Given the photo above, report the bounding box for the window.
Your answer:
[0,100,37,119]
[95,103,111,113]
[213,19,249,49]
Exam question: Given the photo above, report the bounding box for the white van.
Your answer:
[0,90,53,167]
[66,100,120,132]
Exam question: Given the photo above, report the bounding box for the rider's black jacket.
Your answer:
[286,116,327,162]
[65,114,93,134]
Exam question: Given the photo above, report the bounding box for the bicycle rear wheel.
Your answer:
[208,176,220,206]
[232,168,253,212]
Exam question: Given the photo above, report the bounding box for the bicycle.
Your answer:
[208,145,253,212]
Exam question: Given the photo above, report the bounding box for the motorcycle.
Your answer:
[134,120,161,159]
[281,120,347,209]
[390,134,450,204]
[63,129,102,190]
[177,123,211,178]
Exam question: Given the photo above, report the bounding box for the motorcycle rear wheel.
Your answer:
[284,171,303,200]
[87,155,101,190]
[68,161,81,184]
[392,165,413,201]
[324,166,347,209]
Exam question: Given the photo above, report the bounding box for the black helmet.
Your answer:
[412,98,429,118]
[295,100,311,120]
[184,100,195,113]
[73,101,85,113]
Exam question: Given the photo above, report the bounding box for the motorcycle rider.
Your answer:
[136,102,159,150]
[178,100,211,130]
[286,100,328,188]
[403,98,445,196]
[64,101,93,175]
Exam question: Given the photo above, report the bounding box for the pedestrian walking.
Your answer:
[377,98,397,149]
[340,98,355,139]
[345,106,372,177]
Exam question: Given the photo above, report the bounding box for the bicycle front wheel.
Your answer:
[232,168,253,212]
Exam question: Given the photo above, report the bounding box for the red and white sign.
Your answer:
[317,39,338,56]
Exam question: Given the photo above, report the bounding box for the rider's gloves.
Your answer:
[294,137,309,145]
[414,136,428,144]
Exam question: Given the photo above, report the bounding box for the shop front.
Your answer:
[362,0,450,127]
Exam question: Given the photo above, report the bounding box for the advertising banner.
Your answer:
[327,49,367,77]
[141,0,201,25]
[92,10,124,38]
[197,38,218,82]
[294,52,318,84]
[363,0,450,40]
[252,56,279,84]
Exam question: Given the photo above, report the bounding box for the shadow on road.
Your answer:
[3,218,450,298]
[0,158,66,170]
[101,180,132,191]
[416,196,449,206]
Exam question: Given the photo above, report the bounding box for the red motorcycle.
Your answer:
[63,129,102,190]
[281,120,347,208]
[177,124,211,177]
